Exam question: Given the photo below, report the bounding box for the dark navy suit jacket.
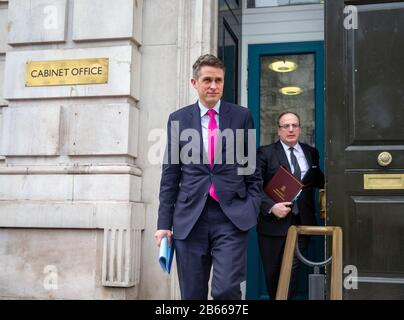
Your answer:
[257,140,325,236]
[157,101,262,240]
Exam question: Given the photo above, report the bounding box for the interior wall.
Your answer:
[241,3,324,108]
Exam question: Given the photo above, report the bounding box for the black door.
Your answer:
[326,0,404,299]
[218,0,241,104]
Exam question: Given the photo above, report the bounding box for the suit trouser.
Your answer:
[258,218,309,300]
[175,197,248,300]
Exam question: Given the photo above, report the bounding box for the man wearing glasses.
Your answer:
[256,111,324,299]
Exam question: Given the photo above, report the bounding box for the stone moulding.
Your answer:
[0,164,142,176]
[0,183,145,288]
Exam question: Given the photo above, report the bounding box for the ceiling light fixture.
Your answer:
[279,86,303,96]
[268,60,298,73]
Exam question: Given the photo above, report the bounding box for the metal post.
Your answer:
[309,266,325,300]
[275,225,343,300]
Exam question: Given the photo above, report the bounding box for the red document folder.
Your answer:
[264,165,304,203]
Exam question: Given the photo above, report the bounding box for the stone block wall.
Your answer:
[0,0,145,299]
[0,0,218,299]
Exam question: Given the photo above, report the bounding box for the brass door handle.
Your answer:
[319,189,326,220]
[377,151,392,167]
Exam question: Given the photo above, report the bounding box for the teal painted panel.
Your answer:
[247,41,324,300]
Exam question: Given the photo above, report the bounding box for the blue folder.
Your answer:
[293,189,302,203]
[159,237,174,274]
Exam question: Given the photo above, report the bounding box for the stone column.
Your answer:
[0,0,8,167]
[139,0,218,299]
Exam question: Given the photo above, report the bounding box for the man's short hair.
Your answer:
[277,111,301,126]
[192,54,225,79]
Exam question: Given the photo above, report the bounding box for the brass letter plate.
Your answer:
[364,174,404,190]
[26,58,109,87]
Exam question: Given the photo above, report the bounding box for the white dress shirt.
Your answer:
[280,140,309,181]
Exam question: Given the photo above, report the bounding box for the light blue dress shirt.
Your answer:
[198,100,221,153]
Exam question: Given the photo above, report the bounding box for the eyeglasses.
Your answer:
[278,123,300,130]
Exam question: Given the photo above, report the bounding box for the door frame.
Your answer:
[246,41,325,299]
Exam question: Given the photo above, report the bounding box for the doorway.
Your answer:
[246,41,324,299]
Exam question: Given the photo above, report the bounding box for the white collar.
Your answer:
[198,100,221,117]
[280,140,303,154]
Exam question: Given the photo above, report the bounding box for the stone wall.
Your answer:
[0,0,218,299]
[138,0,217,299]
[0,0,145,299]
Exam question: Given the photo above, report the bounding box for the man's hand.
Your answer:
[154,230,173,247]
[271,202,292,219]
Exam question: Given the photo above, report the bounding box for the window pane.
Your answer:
[259,54,315,146]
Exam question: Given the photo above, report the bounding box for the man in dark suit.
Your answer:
[257,111,324,299]
[155,54,262,300]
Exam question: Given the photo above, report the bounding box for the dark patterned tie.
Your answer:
[289,147,301,180]
[289,147,301,215]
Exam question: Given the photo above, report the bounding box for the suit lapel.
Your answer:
[213,101,230,167]
[218,101,231,132]
[301,143,314,184]
[189,102,206,165]
[301,143,313,167]
[275,140,291,172]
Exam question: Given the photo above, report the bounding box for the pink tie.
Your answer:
[207,109,219,201]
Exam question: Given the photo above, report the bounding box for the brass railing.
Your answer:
[275,225,343,300]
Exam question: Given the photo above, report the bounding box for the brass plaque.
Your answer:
[25,58,109,87]
[364,174,404,190]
